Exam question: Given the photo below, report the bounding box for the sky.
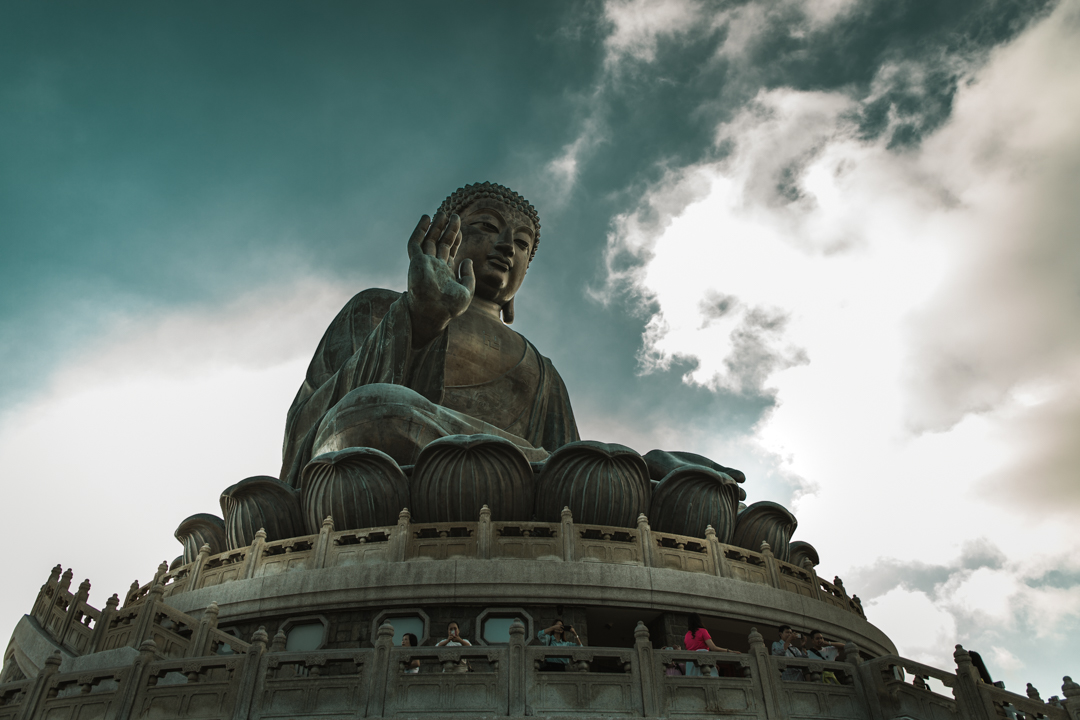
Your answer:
[2,0,1078,699]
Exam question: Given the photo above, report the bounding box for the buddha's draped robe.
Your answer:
[279,289,579,487]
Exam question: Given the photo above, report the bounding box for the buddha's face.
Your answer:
[453,198,537,307]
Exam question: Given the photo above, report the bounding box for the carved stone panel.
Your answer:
[535,441,650,528]
[731,501,798,562]
[220,476,305,549]
[411,434,535,523]
[301,447,409,534]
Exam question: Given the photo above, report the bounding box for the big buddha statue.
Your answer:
[278,183,579,488]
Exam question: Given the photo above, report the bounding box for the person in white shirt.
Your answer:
[435,621,472,672]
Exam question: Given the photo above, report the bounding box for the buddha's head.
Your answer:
[438,182,540,323]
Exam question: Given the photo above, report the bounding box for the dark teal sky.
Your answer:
[2,0,1047,480]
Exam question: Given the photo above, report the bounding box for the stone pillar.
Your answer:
[508,619,526,717]
[801,557,824,601]
[15,650,61,720]
[153,560,169,584]
[31,565,63,625]
[478,505,493,560]
[186,544,212,592]
[633,621,658,717]
[760,541,782,589]
[312,515,335,569]
[953,644,994,720]
[747,628,782,720]
[189,602,220,657]
[636,514,655,568]
[705,525,731,578]
[232,627,268,720]
[560,507,575,562]
[131,583,165,650]
[390,509,410,562]
[1061,676,1080,720]
[242,528,267,579]
[114,639,157,720]
[365,622,395,718]
[270,629,287,653]
[89,593,119,654]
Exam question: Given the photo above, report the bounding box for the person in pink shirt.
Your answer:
[683,613,736,676]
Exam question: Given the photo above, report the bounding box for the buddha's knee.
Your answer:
[312,384,443,465]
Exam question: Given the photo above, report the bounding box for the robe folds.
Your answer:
[279,288,579,487]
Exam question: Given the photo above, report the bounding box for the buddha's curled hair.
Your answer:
[438,182,541,260]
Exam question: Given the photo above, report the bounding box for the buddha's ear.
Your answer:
[501,297,515,325]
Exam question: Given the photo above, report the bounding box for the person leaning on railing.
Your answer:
[806,630,845,683]
[684,613,736,677]
[401,633,420,674]
[538,619,581,671]
[435,621,471,673]
[772,625,807,681]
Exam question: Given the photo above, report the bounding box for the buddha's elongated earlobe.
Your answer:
[501,297,515,324]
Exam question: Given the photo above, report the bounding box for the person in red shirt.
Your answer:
[683,613,736,676]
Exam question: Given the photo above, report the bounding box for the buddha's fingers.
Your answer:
[407,215,432,260]
[447,227,463,262]
[436,215,461,263]
[458,259,476,297]
[421,212,449,257]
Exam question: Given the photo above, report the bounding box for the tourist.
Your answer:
[401,633,420,674]
[538,619,581,671]
[683,613,735,677]
[771,625,807,681]
[435,621,471,672]
[806,630,845,683]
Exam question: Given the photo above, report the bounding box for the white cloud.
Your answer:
[602,0,706,66]
[0,277,357,659]
[598,0,1080,693]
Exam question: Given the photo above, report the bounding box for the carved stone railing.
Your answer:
[118,507,867,618]
[2,623,1076,720]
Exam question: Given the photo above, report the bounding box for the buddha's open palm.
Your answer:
[406,212,475,347]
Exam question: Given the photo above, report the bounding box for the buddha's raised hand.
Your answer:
[406,211,476,348]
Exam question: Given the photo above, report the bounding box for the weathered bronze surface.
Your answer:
[280,183,578,488]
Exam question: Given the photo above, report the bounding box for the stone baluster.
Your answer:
[833,575,851,604]
[1061,676,1080,720]
[270,628,287,653]
[186,544,212,592]
[390,509,411,562]
[365,622,395,718]
[478,505,493,560]
[113,639,157,720]
[58,568,73,596]
[31,565,63,624]
[231,627,268,720]
[153,560,169,584]
[705,525,731,578]
[242,528,267,580]
[123,580,141,609]
[560,506,575,562]
[58,578,92,649]
[189,602,219,657]
[15,650,61,720]
[89,594,119,654]
[508,619,526,716]
[636,514,654,568]
[633,621,658,717]
[760,541,782,588]
[313,516,335,569]
[747,628,781,720]
[953,644,995,720]
[131,583,165,651]
[801,557,824,601]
